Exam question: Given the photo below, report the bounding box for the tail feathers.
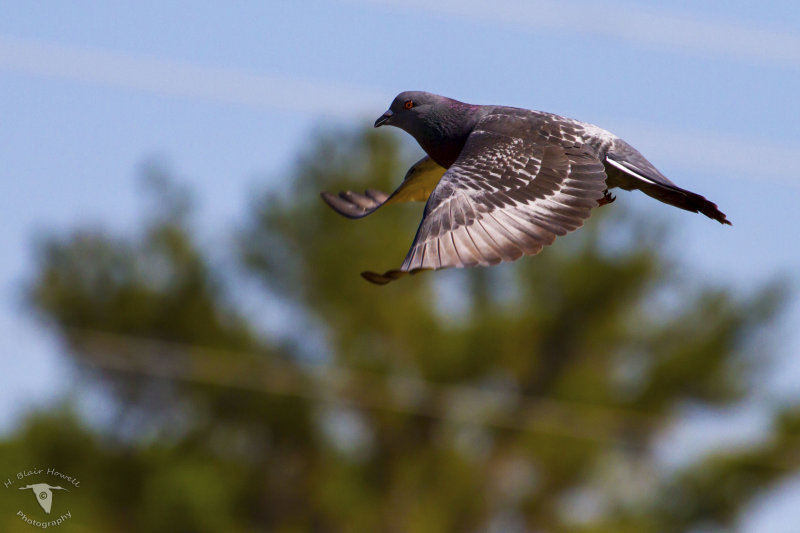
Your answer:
[638,181,731,225]
[604,152,731,225]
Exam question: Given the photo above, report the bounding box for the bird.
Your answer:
[321,91,730,285]
[19,483,68,514]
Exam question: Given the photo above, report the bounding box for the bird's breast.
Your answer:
[418,135,469,169]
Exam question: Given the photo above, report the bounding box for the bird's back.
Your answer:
[473,106,679,190]
[473,106,615,155]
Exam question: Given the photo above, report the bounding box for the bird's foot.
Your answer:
[598,190,616,207]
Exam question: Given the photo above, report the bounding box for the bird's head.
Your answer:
[374,91,452,131]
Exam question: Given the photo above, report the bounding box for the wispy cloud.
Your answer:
[0,36,796,186]
[0,36,386,117]
[352,0,800,70]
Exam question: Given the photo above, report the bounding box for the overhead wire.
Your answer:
[66,327,800,471]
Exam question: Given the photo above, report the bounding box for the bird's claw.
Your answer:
[598,190,616,207]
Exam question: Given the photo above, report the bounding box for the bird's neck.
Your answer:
[416,103,483,168]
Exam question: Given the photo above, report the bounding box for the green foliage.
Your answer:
[4,125,792,532]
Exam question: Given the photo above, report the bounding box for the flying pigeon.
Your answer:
[321,91,730,284]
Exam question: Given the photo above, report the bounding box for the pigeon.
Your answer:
[321,91,730,285]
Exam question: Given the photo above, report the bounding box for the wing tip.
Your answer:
[320,190,378,219]
[361,268,431,285]
[320,190,353,218]
[361,269,406,285]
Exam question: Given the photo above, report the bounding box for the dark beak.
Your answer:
[374,109,393,128]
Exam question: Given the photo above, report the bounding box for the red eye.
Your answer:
[404,100,414,110]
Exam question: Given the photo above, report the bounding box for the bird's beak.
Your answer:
[374,109,393,128]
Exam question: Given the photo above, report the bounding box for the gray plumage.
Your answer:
[321,91,730,285]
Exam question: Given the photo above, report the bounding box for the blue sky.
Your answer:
[1,1,799,528]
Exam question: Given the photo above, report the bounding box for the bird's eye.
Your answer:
[404,100,414,110]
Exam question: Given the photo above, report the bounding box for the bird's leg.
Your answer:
[598,189,616,207]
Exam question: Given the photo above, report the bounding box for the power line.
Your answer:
[67,328,800,471]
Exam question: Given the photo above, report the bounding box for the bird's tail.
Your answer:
[635,180,731,225]
[605,153,731,225]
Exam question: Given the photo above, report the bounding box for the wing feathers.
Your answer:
[385,138,607,281]
[320,155,446,219]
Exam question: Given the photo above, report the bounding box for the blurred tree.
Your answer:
[4,126,794,532]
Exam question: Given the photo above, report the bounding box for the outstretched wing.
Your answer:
[320,155,446,218]
[362,117,608,284]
